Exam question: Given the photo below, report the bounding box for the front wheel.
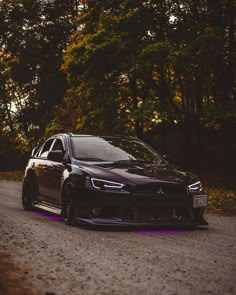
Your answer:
[22,181,34,211]
[62,183,77,226]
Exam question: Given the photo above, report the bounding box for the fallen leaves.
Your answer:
[206,186,236,216]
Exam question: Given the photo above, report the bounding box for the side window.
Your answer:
[51,138,64,153]
[38,139,55,158]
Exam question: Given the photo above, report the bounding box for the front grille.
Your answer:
[98,206,191,222]
[133,207,172,221]
[134,182,186,195]
[132,182,188,207]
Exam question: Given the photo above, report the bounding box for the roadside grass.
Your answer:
[0,171,24,182]
[0,171,235,215]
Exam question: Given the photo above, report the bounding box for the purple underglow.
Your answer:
[134,229,184,235]
[47,215,64,221]
[33,211,64,222]
[33,211,48,217]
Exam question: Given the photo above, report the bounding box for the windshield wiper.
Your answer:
[77,157,105,161]
[114,159,150,164]
[114,158,167,165]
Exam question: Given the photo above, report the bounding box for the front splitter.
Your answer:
[77,217,208,228]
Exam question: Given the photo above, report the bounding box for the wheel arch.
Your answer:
[23,168,38,198]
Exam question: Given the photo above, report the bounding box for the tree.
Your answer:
[0,0,235,166]
[61,0,168,136]
[0,0,80,147]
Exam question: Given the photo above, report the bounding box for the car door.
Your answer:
[34,138,56,204]
[45,137,66,207]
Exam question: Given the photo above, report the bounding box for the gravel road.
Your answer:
[0,180,235,295]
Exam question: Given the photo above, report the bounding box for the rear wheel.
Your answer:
[22,181,34,211]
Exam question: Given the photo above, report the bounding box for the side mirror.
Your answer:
[47,150,63,162]
[31,147,39,157]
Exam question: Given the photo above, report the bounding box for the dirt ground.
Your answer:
[0,252,40,295]
[0,180,235,295]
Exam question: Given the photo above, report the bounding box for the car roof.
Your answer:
[53,133,137,139]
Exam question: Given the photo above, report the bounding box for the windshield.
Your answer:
[71,136,165,164]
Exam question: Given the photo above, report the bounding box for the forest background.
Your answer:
[0,1,235,202]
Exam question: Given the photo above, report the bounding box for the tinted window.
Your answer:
[51,138,64,152]
[71,136,164,164]
[38,139,55,158]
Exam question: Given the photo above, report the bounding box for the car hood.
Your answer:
[74,160,199,186]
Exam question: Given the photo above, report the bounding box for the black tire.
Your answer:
[62,182,77,226]
[22,181,34,211]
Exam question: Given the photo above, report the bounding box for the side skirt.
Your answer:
[34,201,61,215]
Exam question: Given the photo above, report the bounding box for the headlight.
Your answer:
[188,181,203,194]
[86,177,125,192]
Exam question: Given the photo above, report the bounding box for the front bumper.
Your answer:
[75,187,208,227]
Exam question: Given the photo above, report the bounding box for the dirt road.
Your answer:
[0,180,235,295]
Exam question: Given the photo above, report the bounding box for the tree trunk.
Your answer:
[128,72,144,138]
[195,74,203,148]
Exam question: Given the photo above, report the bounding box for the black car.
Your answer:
[22,134,208,227]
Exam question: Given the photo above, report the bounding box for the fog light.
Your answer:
[92,208,102,216]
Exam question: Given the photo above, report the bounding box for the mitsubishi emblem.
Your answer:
[156,186,164,195]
